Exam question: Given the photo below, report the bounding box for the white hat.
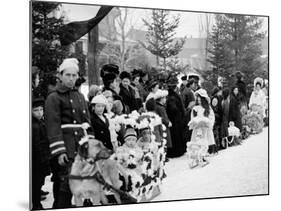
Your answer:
[154,89,168,100]
[254,77,263,87]
[195,88,210,103]
[58,58,79,73]
[91,94,108,105]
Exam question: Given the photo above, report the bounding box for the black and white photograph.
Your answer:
[30,0,269,210]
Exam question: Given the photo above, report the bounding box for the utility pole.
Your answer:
[88,26,100,86]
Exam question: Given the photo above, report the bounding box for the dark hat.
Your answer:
[131,69,141,77]
[211,87,221,97]
[102,72,117,83]
[32,97,44,108]
[235,71,244,80]
[101,64,119,78]
[147,79,158,90]
[145,98,156,112]
[140,70,147,77]
[181,75,187,81]
[119,71,132,80]
[167,76,179,86]
[75,76,86,87]
[188,74,199,81]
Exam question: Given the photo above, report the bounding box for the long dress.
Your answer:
[188,105,216,154]
[249,89,266,118]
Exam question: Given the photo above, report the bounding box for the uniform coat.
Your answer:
[166,89,186,158]
[45,83,93,160]
[155,102,172,148]
[90,112,113,150]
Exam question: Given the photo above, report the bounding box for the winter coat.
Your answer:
[221,97,230,138]
[32,116,50,177]
[155,102,172,148]
[90,112,113,150]
[180,84,195,110]
[131,83,143,111]
[119,83,137,113]
[229,93,242,131]
[236,79,247,102]
[45,83,93,160]
[211,95,223,126]
[166,89,186,157]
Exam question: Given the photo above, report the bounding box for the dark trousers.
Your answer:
[50,158,73,209]
[32,173,44,210]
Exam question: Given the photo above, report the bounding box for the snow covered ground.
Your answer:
[153,127,269,201]
[41,127,268,208]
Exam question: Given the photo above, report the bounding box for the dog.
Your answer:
[69,136,128,206]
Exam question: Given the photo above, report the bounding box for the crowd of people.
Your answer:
[31,58,269,209]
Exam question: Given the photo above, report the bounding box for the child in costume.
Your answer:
[187,88,215,167]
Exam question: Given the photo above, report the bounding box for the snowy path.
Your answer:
[41,128,268,208]
[152,127,269,201]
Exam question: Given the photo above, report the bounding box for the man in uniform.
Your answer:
[45,58,93,208]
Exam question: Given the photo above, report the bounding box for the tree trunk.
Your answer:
[88,26,100,86]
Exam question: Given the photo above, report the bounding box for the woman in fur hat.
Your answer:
[188,89,216,159]
[166,77,186,158]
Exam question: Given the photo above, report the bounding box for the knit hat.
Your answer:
[32,97,44,108]
[100,64,119,78]
[91,94,108,105]
[59,58,79,73]
[195,88,210,103]
[124,127,137,141]
[119,71,132,80]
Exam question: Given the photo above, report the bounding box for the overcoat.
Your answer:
[166,89,186,157]
[229,93,242,131]
[45,83,92,160]
[90,112,113,150]
[119,83,137,113]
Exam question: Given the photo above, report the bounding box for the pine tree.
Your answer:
[32,1,69,98]
[206,14,266,92]
[204,15,233,88]
[140,10,186,70]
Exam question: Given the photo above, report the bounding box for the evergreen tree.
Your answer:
[140,10,186,70]
[32,1,69,98]
[206,14,266,92]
